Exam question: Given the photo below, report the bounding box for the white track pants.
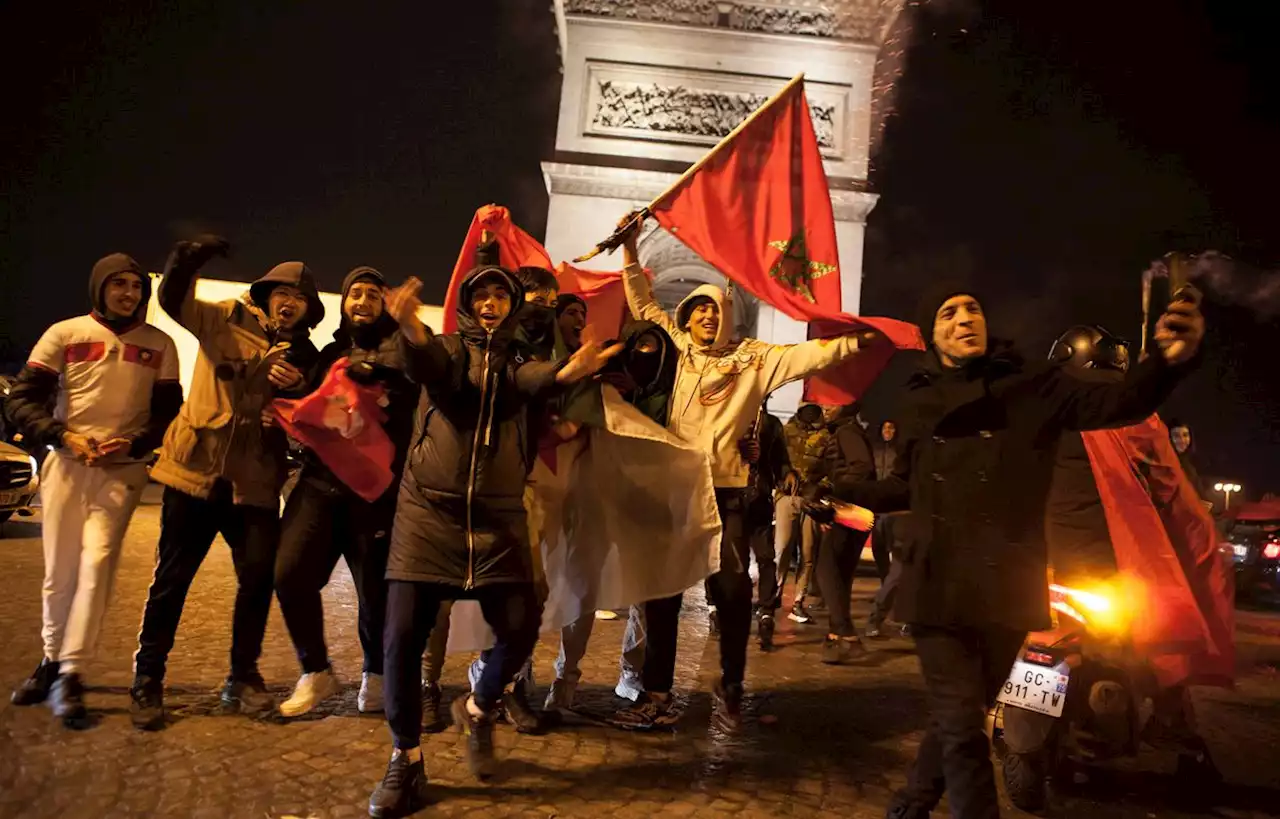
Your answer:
[40,452,148,676]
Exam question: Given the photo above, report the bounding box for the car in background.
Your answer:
[1226,499,1280,603]
[0,439,39,526]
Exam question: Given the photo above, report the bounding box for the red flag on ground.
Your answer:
[443,204,553,333]
[647,76,922,404]
[271,360,396,502]
[555,262,651,341]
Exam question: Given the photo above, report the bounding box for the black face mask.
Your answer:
[627,349,662,391]
[517,302,557,347]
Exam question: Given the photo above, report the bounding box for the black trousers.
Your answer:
[642,488,753,693]
[135,482,280,683]
[896,625,1027,819]
[275,473,391,675]
[748,517,777,611]
[384,580,540,750]
[870,514,894,581]
[815,525,870,638]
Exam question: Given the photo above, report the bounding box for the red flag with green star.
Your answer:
[649,77,922,403]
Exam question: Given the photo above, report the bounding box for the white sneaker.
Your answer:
[358,672,384,713]
[279,669,341,718]
[615,670,644,702]
[545,677,577,712]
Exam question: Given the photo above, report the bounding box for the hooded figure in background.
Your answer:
[132,237,322,732]
[369,253,621,815]
[835,281,1206,819]
[272,266,418,720]
[7,252,182,728]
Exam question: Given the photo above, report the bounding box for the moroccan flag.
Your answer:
[648,76,923,403]
[442,204,553,333]
[555,262,651,341]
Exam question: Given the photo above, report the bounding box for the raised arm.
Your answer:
[761,334,863,394]
[157,236,232,337]
[386,276,458,386]
[618,213,682,345]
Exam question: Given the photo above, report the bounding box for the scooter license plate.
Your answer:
[996,661,1069,718]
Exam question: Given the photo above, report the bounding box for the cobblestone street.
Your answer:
[3,490,1280,818]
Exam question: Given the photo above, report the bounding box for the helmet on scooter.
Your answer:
[1048,325,1130,374]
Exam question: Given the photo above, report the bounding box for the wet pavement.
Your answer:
[2,489,1280,818]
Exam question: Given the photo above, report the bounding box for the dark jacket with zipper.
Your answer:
[386,265,561,589]
[835,343,1195,631]
[809,404,877,498]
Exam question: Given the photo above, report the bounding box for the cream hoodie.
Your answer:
[623,262,863,488]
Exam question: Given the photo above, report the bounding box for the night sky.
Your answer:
[1,1,1276,494]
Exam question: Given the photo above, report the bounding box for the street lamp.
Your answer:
[1213,482,1243,509]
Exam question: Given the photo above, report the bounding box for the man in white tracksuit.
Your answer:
[6,253,182,728]
[608,216,879,731]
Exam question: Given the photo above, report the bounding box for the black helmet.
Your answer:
[1048,324,1130,373]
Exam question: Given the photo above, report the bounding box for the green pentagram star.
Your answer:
[767,232,837,303]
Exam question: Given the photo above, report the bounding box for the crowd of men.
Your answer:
[5,210,1214,819]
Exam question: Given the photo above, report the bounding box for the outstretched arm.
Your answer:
[157,235,232,337]
[761,334,864,393]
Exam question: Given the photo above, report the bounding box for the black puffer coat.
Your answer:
[836,343,1193,631]
[386,265,561,589]
[809,403,876,497]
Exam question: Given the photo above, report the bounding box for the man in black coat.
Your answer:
[274,266,417,719]
[367,261,620,816]
[833,283,1206,819]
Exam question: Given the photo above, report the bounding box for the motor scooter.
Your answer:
[989,582,1218,811]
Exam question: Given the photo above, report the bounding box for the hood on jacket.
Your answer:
[456,263,525,348]
[675,283,734,349]
[794,403,825,430]
[620,319,678,400]
[249,261,325,329]
[90,252,149,320]
[335,265,397,349]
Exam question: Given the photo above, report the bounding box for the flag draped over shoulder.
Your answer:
[443,385,722,653]
[1082,414,1235,688]
[442,204,553,333]
[647,76,923,404]
[270,360,395,502]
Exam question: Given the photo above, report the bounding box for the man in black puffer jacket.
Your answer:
[274,266,417,720]
[368,260,621,816]
[807,402,877,664]
[833,282,1205,819]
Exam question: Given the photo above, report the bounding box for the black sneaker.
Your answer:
[49,672,89,729]
[220,674,277,717]
[757,614,775,651]
[451,696,496,782]
[12,658,59,706]
[421,682,446,734]
[608,693,679,730]
[712,682,744,733]
[130,676,166,731]
[368,750,430,818]
[502,685,545,735]
[788,603,815,625]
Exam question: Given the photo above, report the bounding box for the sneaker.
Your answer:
[614,670,644,702]
[788,603,815,625]
[608,693,679,730]
[708,609,720,637]
[368,749,430,818]
[279,668,341,718]
[451,696,496,782]
[900,624,913,639]
[594,609,620,621]
[221,674,277,717]
[130,675,166,731]
[358,672,384,714]
[865,619,886,640]
[421,682,446,733]
[822,636,869,665]
[757,614,776,651]
[11,657,60,706]
[712,681,744,733]
[49,672,89,730]
[545,677,578,712]
[502,685,545,735]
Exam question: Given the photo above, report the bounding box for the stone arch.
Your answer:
[636,225,758,339]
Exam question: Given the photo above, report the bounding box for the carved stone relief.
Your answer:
[590,80,837,149]
[563,0,893,43]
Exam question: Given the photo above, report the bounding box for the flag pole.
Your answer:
[573,73,807,263]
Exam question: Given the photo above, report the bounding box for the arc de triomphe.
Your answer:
[541,0,902,416]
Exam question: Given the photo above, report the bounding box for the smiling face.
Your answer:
[102,272,144,320]
[687,299,720,346]
[344,280,385,326]
[269,285,309,330]
[470,278,513,331]
[881,421,896,442]
[558,301,587,349]
[933,294,988,367]
[1171,426,1192,454]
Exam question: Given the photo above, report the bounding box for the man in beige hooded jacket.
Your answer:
[609,216,874,731]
